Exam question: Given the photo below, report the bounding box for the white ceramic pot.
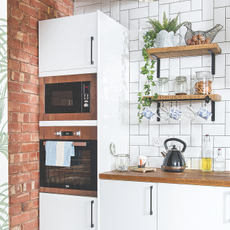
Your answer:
[154,30,181,48]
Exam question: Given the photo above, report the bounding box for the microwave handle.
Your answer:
[43,141,87,146]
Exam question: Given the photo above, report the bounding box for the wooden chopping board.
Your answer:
[128,166,157,173]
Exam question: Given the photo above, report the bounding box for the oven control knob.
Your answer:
[54,131,62,136]
[74,131,81,136]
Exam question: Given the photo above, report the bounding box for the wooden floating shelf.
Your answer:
[143,94,222,102]
[146,43,221,59]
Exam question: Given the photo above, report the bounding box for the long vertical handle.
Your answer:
[150,186,153,215]
[91,36,94,65]
[91,200,94,228]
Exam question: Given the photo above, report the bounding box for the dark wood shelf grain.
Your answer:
[99,169,230,187]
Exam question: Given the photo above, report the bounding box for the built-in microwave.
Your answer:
[39,74,97,121]
[39,126,97,197]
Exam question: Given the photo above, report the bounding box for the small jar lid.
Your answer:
[175,76,187,82]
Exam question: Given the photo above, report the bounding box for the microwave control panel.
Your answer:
[82,82,90,112]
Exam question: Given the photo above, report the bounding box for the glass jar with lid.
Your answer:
[194,71,213,95]
[157,77,169,95]
[174,76,187,95]
[116,154,130,172]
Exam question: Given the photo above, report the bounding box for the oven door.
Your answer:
[40,140,97,193]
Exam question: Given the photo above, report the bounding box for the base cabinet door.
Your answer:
[158,183,230,230]
[40,193,97,230]
[100,180,157,230]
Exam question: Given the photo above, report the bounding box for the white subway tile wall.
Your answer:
[75,0,230,170]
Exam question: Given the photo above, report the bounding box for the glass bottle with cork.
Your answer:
[214,148,225,171]
[202,134,212,172]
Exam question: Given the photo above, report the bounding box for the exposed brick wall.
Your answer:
[8,0,74,229]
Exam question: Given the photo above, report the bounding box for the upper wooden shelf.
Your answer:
[143,94,221,102]
[146,43,221,59]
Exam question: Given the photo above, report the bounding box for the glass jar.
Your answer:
[202,134,212,172]
[174,76,187,95]
[194,71,213,95]
[116,154,130,172]
[157,77,169,95]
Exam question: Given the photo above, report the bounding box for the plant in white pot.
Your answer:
[137,13,186,122]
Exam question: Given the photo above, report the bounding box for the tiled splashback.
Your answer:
[75,0,230,170]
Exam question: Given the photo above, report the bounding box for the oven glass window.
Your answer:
[40,140,97,191]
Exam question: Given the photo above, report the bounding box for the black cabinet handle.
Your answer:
[91,36,94,65]
[91,200,94,228]
[150,186,153,215]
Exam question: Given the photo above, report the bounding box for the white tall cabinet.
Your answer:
[39,11,129,230]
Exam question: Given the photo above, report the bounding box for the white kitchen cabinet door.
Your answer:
[40,193,97,230]
[100,180,157,230]
[158,183,230,230]
[39,12,97,77]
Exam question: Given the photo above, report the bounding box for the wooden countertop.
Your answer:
[99,168,230,187]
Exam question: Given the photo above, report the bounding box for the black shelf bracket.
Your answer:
[150,95,216,122]
[208,50,215,75]
[151,55,160,78]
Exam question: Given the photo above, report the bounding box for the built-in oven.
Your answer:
[39,73,97,121]
[39,126,97,197]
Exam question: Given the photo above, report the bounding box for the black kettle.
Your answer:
[161,138,187,172]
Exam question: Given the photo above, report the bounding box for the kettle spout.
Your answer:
[161,151,167,157]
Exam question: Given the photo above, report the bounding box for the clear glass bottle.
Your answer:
[214,149,225,172]
[194,71,213,95]
[157,77,169,95]
[174,76,187,95]
[202,134,212,172]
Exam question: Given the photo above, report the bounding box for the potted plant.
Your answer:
[137,13,186,122]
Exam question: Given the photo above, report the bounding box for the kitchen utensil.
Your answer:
[161,138,187,172]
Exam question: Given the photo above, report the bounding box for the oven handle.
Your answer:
[43,141,87,147]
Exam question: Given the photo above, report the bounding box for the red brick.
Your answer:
[30,209,38,219]
[29,17,38,29]
[22,43,38,56]
[33,180,39,190]
[24,114,30,122]
[10,49,31,66]
[10,133,31,143]
[19,2,37,17]
[22,181,32,192]
[8,81,21,92]
[8,143,21,154]
[8,123,21,133]
[8,101,21,112]
[63,0,74,9]
[10,92,28,103]
[11,113,24,122]
[30,190,39,200]
[31,133,39,142]
[40,0,54,7]
[22,83,39,94]
[21,63,38,75]
[8,59,20,71]
[29,94,39,104]
[11,212,30,226]
[22,200,35,211]
[9,184,23,196]
[55,2,69,15]
[22,123,39,132]
[29,152,39,161]
[47,7,56,17]
[8,0,19,8]
[10,173,30,185]
[9,28,29,44]
[8,37,22,50]
[9,204,22,216]
[9,164,21,175]
[11,8,24,21]
[37,10,48,20]
[30,114,38,123]
[30,56,38,66]
[30,36,38,47]
[31,0,48,14]
[10,71,29,82]
[30,171,39,180]
[22,14,30,24]
[21,143,39,152]
[23,219,38,230]
[8,16,20,30]
[21,104,39,113]
[22,162,38,172]
[10,193,30,206]
[11,153,29,164]
[21,23,38,37]
[69,9,73,16]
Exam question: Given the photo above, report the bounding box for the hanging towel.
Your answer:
[45,141,75,167]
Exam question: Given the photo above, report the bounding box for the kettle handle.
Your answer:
[164,138,187,153]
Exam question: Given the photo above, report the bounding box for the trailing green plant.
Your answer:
[0,183,8,230]
[137,13,186,122]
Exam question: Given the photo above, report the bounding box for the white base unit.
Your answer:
[100,180,157,230]
[158,183,230,230]
[40,193,98,230]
